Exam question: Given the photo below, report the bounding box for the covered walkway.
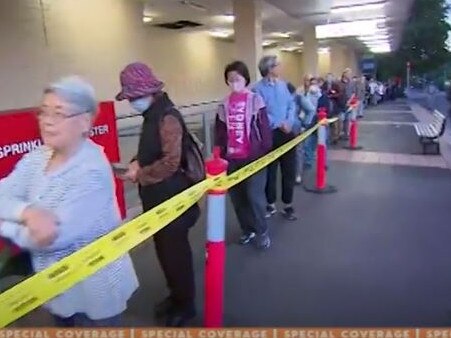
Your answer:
[14,99,451,327]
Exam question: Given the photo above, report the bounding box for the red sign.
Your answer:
[0,101,126,256]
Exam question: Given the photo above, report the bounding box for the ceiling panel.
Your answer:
[142,0,414,52]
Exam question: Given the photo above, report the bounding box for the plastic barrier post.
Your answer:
[304,109,337,194]
[344,97,363,151]
[204,147,228,328]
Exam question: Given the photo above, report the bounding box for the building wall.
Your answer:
[0,0,303,114]
[263,48,303,86]
[318,52,331,77]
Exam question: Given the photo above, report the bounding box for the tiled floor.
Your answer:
[330,149,448,169]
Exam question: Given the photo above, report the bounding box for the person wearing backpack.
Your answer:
[215,61,272,249]
[116,62,202,327]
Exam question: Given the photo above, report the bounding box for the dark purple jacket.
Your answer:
[214,106,272,167]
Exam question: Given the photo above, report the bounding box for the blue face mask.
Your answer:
[130,97,152,113]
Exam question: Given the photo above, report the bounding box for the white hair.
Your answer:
[44,76,97,115]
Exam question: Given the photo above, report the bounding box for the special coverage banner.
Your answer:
[0,329,449,338]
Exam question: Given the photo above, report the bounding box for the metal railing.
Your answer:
[116,99,221,156]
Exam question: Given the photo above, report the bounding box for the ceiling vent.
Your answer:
[154,20,203,30]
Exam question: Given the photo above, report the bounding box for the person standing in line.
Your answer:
[355,75,366,118]
[337,68,355,139]
[0,76,139,327]
[116,62,200,327]
[303,77,331,170]
[253,55,298,221]
[287,82,315,185]
[215,61,273,249]
[323,73,341,144]
[368,78,378,106]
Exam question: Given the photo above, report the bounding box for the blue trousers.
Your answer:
[297,133,317,174]
[296,128,331,175]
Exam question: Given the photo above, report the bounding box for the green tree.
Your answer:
[376,0,450,80]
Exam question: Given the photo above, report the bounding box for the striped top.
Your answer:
[0,139,139,320]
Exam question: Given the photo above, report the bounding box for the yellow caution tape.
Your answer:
[0,118,337,327]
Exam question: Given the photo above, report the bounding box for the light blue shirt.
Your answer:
[253,78,296,130]
[0,139,139,319]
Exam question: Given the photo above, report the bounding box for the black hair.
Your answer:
[286,82,296,95]
[224,61,251,86]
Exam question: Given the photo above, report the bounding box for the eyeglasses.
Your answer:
[36,109,87,123]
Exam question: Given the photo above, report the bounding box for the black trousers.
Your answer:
[153,205,200,313]
[265,129,297,205]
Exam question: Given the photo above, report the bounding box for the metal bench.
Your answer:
[414,110,447,154]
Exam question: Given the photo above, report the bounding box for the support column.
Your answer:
[302,25,319,76]
[346,48,360,75]
[233,0,263,81]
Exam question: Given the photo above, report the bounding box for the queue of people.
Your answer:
[0,56,367,328]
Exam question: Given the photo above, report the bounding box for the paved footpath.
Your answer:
[7,99,451,328]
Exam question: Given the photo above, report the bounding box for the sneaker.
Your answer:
[265,205,277,218]
[282,207,297,221]
[165,308,196,327]
[239,232,256,245]
[295,175,302,185]
[255,233,271,250]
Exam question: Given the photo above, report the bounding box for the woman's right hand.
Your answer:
[22,207,59,247]
[119,161,140,183]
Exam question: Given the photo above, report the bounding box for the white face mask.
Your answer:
[228,76,246,93]
[130,97,152,113]
[309,85,320,95]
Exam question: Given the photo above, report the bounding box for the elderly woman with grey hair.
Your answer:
[0,76,139,327]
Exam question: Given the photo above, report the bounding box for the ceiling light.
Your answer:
[364,39,390,45]
[316,18,385,39]
[216,14,235,23]
[366,42,391,49]
[370,45,391,53]
[359,34,389,41]
[223,14,235,22]
[331,2,386,14]
[269,32,291,39]
[209,29,233,38]
[262,40,276,47]
[280,47,299,52]
[142,16,153,23]
[318,47,330,54]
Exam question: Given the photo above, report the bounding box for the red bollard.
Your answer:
[345,95,363,150]
[304,108,337,194]
[204,147,228,327]
[316,109,327,190]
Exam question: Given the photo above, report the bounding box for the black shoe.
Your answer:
[154,297,174,318]
[282,207,297,221]
[265,205,277,218]
[239,232,256,245]
[165,308,196,327]
[255,233,271,250]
